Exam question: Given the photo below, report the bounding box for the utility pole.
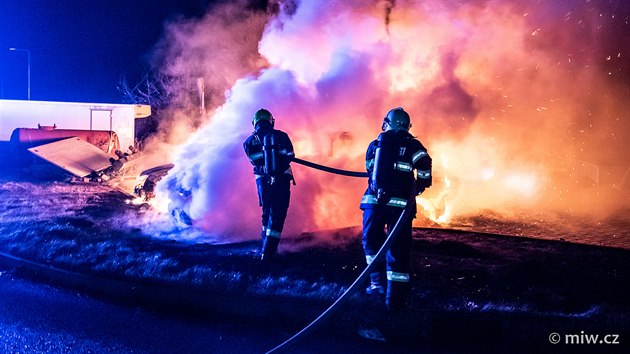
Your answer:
[9,47,31,100]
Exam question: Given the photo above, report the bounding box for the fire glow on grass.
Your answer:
[148,0,630,241]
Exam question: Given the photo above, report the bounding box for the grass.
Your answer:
[1,173,629,351]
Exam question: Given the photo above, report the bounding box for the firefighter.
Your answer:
[360,107,432,312]
[243,108,295,261]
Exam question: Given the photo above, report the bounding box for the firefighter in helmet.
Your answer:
[360,107,432,311]
[243,108,295,260]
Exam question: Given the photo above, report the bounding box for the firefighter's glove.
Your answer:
[369,181,378,195]
[376,188,389,205]
[416,180,426,195]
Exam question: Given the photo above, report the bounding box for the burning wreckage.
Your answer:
[0,99,447,228]
[1,99,173,203]
[21,129,172,203]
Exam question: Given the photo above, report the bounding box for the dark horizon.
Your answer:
[0,0,222,104]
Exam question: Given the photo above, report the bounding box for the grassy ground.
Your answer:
[1,173,629,353]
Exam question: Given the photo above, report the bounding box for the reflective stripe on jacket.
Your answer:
[360,130,432,209]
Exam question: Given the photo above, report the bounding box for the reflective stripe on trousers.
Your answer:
[266,229,281,238]
[361,195,407,208]
[387,271,410,282]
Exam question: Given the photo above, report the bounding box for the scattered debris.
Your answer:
[22,135,173,204]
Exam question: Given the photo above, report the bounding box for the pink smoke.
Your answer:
[147,0,630,242]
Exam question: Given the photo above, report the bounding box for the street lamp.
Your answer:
[9,47,31,100]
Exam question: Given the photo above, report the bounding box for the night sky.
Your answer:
[0,0,219,103]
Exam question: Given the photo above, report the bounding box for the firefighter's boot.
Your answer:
[366,272,385,295]
[386,280,410,312]
[261,236,280,261]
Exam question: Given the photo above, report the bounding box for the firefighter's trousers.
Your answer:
[257,176,291,258]
[362,204,412,311]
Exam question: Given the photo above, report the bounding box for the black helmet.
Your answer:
[252,108,275,127]
[382,107,411,131]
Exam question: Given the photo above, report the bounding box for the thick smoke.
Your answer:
[146,0,630,242]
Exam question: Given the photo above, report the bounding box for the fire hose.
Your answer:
[266,157,416,353]
[291,157,369,178]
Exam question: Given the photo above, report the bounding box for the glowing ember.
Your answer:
[144,0,630,240]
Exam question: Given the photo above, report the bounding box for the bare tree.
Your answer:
[117,71,177,109]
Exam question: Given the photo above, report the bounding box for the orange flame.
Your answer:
[151,0,630,240]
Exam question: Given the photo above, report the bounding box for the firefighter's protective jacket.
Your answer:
[360,130,432,210]
[243,122,294,181]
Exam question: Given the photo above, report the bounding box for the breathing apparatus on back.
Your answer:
[263,133,279,180]
[253,108,280,184]
[371,107,412,203]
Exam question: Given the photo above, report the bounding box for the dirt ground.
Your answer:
[0,172,629,353]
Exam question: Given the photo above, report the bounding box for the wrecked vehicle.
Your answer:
[0,99,171,201]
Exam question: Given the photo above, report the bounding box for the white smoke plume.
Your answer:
[144,0,630,242]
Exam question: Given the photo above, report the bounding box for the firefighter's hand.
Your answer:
[376,189,388,205]
[416,180,426,195]
[369,182,378,195]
